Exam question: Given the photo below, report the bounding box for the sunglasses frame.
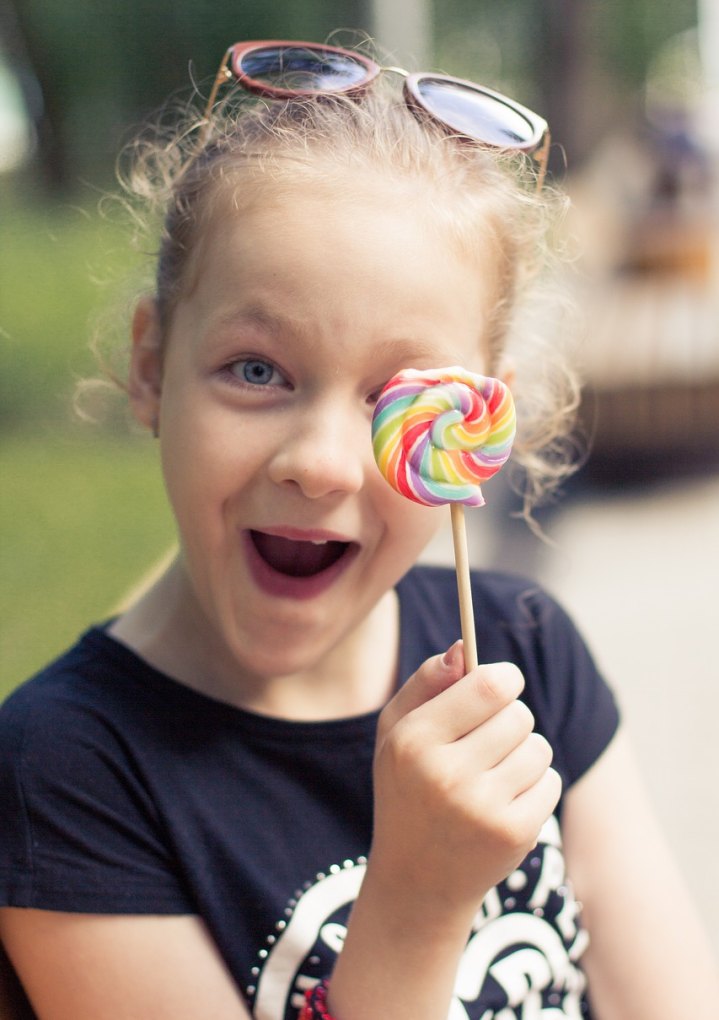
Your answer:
[203,40,551,190]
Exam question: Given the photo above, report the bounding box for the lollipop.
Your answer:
[372,367,516,508]
[372,367,517,669]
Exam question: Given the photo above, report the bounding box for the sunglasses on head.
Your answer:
[203,40,551,190]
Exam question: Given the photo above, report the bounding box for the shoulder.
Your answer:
[1,629,101,750]
[0,626,157,827]
[0,627,144,829]
[0,623,209,805]
[0,626,146,755]
[396,564,582,677]
[398,563,573,642]
[0,628,194,914]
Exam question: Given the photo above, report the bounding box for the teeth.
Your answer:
[310,539,328,546]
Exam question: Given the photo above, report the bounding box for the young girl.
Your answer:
[0,39,716,1020]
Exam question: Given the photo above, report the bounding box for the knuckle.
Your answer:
[508,699,535,735]
[495,815,534,855]
[546,766,563,800]
[527,732,554,767]
[384,716,427,767]
[474,661,525,704]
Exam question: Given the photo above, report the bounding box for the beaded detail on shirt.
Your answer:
[246,817,590,1019]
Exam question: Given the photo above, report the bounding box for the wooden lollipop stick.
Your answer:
[371,367,516,673]
[450,502,478,671]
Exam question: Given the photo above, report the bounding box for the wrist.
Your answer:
[325,863,476,1020]
[360,854,482,936]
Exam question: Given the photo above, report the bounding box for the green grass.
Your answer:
[0,190,173,700]
[0,185,149,429]
[0,430,175,699]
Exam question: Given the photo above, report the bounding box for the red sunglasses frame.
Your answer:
[203,40,551,189]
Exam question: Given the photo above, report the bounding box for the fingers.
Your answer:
[371,649,561,910]
[390,660,526,748]
[383,651,559,826]
[505,765,563,839]
[474,737,561,854]
[459,698,535,772]
[380,646,526,746]
[491,731,555,798]
[430,661,526,745]
[377,640,466,737]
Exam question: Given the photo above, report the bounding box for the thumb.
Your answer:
[378,640,467,737]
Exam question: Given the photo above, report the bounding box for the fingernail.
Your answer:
[442,640,463,669]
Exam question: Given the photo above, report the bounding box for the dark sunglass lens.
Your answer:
[417,78,535,146]
[241,46,368,91]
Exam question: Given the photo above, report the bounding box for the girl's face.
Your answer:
[132,180,494,688]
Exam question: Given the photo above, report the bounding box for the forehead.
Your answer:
[189,177,493,333]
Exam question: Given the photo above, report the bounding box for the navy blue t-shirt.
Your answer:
[0,566,619,1018]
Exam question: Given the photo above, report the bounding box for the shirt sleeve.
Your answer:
[499,580,620,789]
[0,674,195,914]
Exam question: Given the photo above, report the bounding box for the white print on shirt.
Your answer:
[249,816,589,1020]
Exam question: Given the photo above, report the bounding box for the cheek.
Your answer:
[377,482,444,547]
[158,407,244,524]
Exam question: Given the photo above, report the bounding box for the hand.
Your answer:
[368,641,562,923]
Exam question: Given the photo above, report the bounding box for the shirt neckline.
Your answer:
[79,568,423,739]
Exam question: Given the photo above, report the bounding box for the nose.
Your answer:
[267,401,367,499]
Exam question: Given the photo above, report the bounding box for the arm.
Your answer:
[562,729,719,1017]
[0,937,35,1020]
[0,909,251,1020]
[328,642,561,1020]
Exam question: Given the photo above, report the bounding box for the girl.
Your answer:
[0,39,716,1020]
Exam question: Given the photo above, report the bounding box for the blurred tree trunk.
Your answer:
[531,0,592,172]
[363,0,433,65]
[3,0,70,191]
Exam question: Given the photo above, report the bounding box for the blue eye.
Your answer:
[231,358,280,386]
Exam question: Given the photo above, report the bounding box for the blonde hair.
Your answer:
[91,68,580,517]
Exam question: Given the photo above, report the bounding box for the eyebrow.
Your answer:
[215,306,291,337]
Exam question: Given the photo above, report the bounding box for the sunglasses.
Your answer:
[203,40,551,190]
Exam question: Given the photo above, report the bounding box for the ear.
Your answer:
[128,296,164,432]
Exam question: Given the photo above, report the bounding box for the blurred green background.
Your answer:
[0,0,707,696]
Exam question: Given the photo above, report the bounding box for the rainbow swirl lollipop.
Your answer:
[371,367,516,507]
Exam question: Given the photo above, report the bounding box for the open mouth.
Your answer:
[249,530,353,578]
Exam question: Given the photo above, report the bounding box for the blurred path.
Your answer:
[539,471,719,957]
